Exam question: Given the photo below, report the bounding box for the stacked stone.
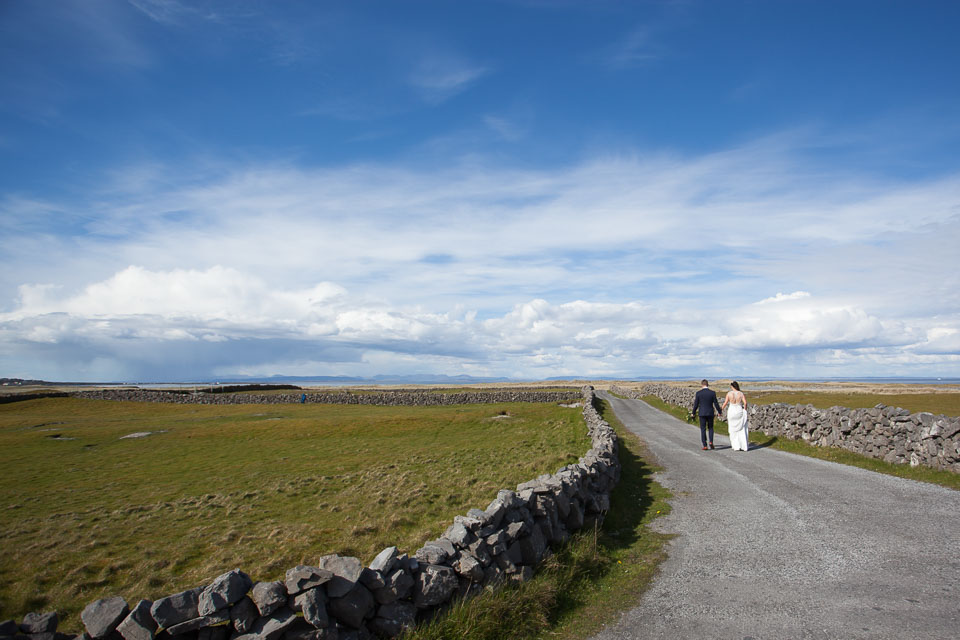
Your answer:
[71,389,579,407]
[613,384,960,473]
[5,387,620,640]
[746,403,960,471]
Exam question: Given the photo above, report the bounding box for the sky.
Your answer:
[1,0,959,382]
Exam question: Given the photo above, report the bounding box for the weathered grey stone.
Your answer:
[413,544,448,566]
[503,521,526,541]
[198,570,252,616]
[281,618,337,640]
[442,522,473,548]
[285,566,334,596]
[250,582,286,617]
[231,608,296,640]
[21,612,58,634]
[518,524,547,566]
[229,597,257,634]
[495,490,522,510]
[311,557,360,600]
[116,600,157,640]
[367,601,416,638]
[494,551,517,574]
[358,568,385,592]
[373,567,414,605]
[368,547,398,575]
[294,588,329,629]
[453,553,484,582]
[82,598,130,639]
[151,588,202,630]
[328,585,374,630]
[413,565,457,609]
[466,539,491,567]
[164,609,230,636]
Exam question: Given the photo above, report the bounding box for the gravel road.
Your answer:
[588,392,960,640]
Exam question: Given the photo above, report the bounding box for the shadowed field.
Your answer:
[0,397,589,628]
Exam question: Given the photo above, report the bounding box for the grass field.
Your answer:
[639,395,960,491]
[0,397,589,629]
[405,398,672,640]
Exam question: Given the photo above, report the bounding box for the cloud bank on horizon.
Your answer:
[1,0,958,382]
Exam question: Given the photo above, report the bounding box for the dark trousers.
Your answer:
[699,415,714,447]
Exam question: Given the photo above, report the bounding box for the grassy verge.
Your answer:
[404,398,672,640]
[0,398,588,627]
[640,396,960,491]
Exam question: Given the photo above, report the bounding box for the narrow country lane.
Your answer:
[589,392,960,640]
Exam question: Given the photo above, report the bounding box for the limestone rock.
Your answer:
[328,585,374,630]
[164,609,230,635]
[358,568,385,591]
[316,556,364,599]
[250,582,287,617]
[116,600,157,640]
[413,565,457,609]
[151,588,202,630]
[368,547,398,575]
[82,597,130,639]
[519,524,547,566]
[285,566,334,596]
[198,570,252,615]
[229,596,258,634]
[367,601,416,638]
[231,608,296,640]
[0,620,20,637]
[294,588,329,629]
[21,612,58,634]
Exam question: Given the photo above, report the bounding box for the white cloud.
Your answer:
[2,134,959,379]
[756,291,811,305]
[408,56,489,104]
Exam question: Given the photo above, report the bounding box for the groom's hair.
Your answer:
[701,379,708,386]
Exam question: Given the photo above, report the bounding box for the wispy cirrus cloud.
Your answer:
[408,55,490,104]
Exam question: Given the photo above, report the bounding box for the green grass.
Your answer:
[0,397,589,628]
[404,398,673,640]
[640,395,960,491]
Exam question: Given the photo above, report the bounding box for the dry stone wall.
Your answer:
[612,383,960,472]
[72,388,579,407]
[3,387,619,640]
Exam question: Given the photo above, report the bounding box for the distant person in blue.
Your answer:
[300,393,306,404]
[691,379,721,450]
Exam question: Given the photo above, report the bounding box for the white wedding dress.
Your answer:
[727,402,749,451]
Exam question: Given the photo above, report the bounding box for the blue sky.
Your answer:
[1,0,959,382]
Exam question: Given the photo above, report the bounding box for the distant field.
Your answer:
[0,397,589,629]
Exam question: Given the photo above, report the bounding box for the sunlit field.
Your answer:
[0,397,589,629]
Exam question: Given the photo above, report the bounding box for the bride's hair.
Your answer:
[731,381,740,391]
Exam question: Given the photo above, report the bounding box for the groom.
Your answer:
[692,379,721,450]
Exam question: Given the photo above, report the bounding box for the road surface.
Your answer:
[588,392,960,640]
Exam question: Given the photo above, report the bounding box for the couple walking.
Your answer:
[691,379,749,451]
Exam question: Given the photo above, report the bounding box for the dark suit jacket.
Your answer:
[692,387,721,417]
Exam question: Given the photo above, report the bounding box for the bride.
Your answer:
[721,381,749,451]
